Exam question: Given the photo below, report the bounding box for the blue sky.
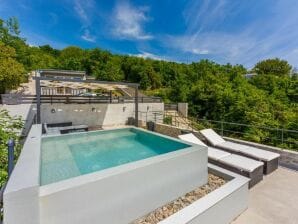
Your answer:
[1,0,298,68]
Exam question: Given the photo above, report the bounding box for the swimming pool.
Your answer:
[41,128,189,185]
[4,125,208,224]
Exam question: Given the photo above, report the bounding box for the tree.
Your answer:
[253,58,292,76]
[0,109,23,186]
[0,41,25,93]
[39,45,60,57]
[58,46,85,70]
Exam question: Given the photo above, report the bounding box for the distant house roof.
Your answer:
[37,69,86,78]
[244,73,257,79]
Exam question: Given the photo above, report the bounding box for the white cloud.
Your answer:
[81,29,96,42]
[165,0,298,67]
[183,0,233,35]
[112,1,153,40]
[166,31,255,61]
[73,0,97,43]
[131,51,166,61]
[74,0,94,25]
[191,48,210,55]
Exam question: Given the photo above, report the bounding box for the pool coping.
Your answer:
[4,124,206,195]
[39,126,204,195]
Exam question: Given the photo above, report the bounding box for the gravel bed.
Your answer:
[133,173,226,224]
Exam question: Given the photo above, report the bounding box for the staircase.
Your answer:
[164,110,194,130]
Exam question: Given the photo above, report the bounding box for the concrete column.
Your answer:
[178,103,188,118]
[35,76,41,124]
[135,86,139,127]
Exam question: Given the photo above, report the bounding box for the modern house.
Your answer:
[37,69,87,80]
[37,69,88,95]
[1,69,297,224]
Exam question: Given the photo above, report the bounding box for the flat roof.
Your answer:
[37,69,86,77]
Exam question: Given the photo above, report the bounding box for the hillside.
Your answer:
[0,17,297,150]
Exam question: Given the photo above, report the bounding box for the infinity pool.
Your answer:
[41,128,190,185]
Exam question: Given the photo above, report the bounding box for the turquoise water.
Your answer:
[40,128,190,185]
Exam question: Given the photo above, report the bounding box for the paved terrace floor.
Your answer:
[232,167,298,224]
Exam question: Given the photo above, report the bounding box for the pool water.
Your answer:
[41,128,190,185]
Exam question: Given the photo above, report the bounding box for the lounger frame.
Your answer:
[208,158,263,188]
[199,129,279,175]
[213,146,278,175]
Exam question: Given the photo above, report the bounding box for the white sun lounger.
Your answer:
[178,133,264,188]
[200,129,280,174]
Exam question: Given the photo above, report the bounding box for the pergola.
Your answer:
[33,76,140,127]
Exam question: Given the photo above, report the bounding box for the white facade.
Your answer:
[41,102,164,127]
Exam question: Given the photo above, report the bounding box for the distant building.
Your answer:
[36,69,88,95]
[36,69,87,80]
[291,68,298,77]
[244,73,257,79]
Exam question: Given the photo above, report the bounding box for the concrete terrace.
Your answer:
[232,167,298,224]
[1,98,298,223]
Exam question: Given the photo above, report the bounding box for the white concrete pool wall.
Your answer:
[4,124,42,224]
[158,164,249,224]
[4,124,208,224]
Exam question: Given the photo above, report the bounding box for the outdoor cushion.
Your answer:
[219,154,263,172]
[200,129,225,146]
[216,141,279,161]
[236,145,280,161]
[208,147,231,161]
[201,128,280,162]
[178,133,207,146]
[216,141,243,152]
[178,133,231,161]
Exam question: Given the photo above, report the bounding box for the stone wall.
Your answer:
[154,123,200,138]
[154,123,183,138]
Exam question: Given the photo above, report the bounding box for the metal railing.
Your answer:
[164,103,178,111]
[138,111,164,123]
[196,119,298,150]
[138,110,195,131]
[0,139,15,223]
[146,110,298,150]
[1,94,162,105]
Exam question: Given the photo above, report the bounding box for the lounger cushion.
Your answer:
[208,147,231,161]
[219,154,263,172]
[217,142,279,161]
[200,129,225,146]
[236,145,280,161]
[215,141,242,152]
[178,134,230,161]
[178,133,207,146]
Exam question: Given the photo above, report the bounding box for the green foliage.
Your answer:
[0,110,23,186]
[0,16,297,150]
[253,58,292,76]
[163,116,172,125]
[0,41,25,93]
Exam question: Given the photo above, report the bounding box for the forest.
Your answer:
[0,16,297,181]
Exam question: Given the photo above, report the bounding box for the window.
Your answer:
[65,87,72,94]
[57,87,64,94]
